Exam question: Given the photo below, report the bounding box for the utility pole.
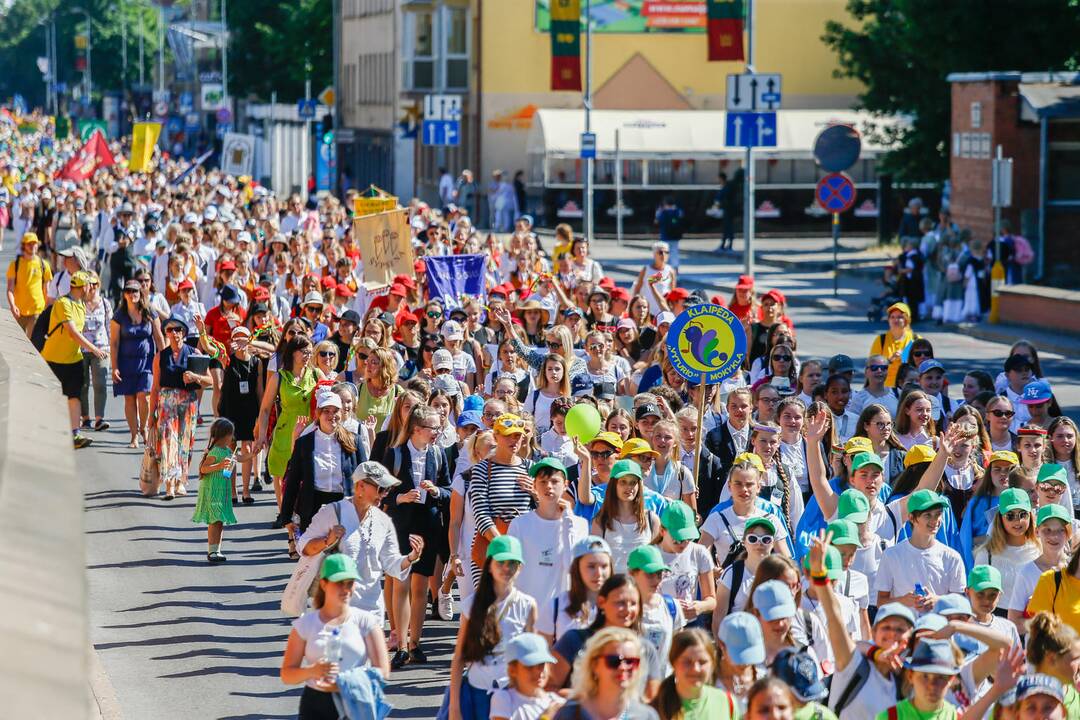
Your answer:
[583,0,594,242]
[221,0,228,100]
[743,0,755,277]
[157,3,165,95]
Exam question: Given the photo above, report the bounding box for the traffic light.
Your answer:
[322,130,334,145]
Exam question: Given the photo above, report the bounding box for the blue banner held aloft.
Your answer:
[423,254,486,310]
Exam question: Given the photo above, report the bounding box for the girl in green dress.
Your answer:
[192,419,253,563]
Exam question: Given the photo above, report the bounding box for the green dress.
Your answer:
[192,446,238,525]
[680,686,739,719]
[268,367,318,477]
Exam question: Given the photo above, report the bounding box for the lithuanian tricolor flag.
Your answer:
[707,0,746,62]
[550,0,581,91]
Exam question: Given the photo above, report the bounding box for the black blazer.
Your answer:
[385,442,452,535]
[694,444,727,517]
[278,430,367,529]
[704,421,743,474]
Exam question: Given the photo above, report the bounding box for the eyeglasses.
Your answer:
[601,654,641,671]
[912,350,932,358]
[318,351,337,359]
[868,364,888,372]
[873,421,893,431]
[1037,483,1066,496]
[590,450,616,459]
[363,480,390,497]
[1004,510,1030,522]
[990,410,1016,418]
[744,534,774,545]
[165,326,185,334]
[546,341,562,350]
[420,424,441,431]
[759,396,780,405]
[771,354,792,362]
[356,352,369,361]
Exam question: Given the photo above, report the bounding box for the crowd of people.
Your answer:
[5,113,1080,720]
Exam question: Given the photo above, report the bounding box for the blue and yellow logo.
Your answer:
[664,304,746,384]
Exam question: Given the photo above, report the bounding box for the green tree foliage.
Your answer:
[226,0,332,102]
[823,0,1080,181]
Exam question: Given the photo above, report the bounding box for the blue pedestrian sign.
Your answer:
[297,99,317,119]
[580,132,597,159]
[815,172,857,213]
[725,111,777,148]
[422,120,461,146]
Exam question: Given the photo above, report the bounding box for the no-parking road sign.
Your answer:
[816,172,857,214]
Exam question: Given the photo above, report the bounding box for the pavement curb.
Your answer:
[88,645,123,720]
[952,322,1080,357]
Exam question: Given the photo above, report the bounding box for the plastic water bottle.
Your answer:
[322,627,342,684]
[914,583,926,597]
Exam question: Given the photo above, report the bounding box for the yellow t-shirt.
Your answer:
[869,329,915,386]
[6,255,52,315]
[41,296,86,365]
[1027,569,1080,635]
[551,240,573,264]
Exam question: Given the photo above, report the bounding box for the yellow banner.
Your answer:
[550,0,581,22]
[354,195,398,217]
[129,122,162,173]
[354,210,414,285]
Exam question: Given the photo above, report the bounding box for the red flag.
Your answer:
[708,18,745,61]
[57,130,115,182]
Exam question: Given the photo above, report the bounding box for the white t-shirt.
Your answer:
[701,505,789,566]
[539,428,577,468]
[717,562,756,615]
[790,610,832,676]
[1010,559,1054,615]
[450,472,477,605]
[535,589,596,642]
[526,390,559,434]
[836,568,871,610]
[779,439,809,494]
[973,543,1042,611]
[874,539,966,603]
[826,641,896,718]
[848,387,899,419]
[490,687,559,720]
[291,606,380,689]
[461,588,537,691]
[451,350,476,384]
[507,511,588,613]
[640,592,685,675]
[802,589,862,644]
[660,542,714,604]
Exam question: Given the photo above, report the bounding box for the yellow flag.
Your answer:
[129,122,162,173]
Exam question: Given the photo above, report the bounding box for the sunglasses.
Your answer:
[318,351,337,358]
[868,364,888,372]
[496,418,526,431]
[744,534,774,545]
[165,326,185,334]
[990,410,1016,418]
[772,354,792,362]
[426,311,441,318]
[590,450,616,459]
[546,341,562,350]
[363,480,390,497]
[601,654,641,670]
[587,344,604,351]
[422,346,437,352]
[912,350,932,358]
[1037,483,1065,496]
[1004,510,1030,522]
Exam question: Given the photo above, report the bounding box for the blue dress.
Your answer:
[113,309,154,396]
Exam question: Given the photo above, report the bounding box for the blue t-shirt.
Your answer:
[574,483,671,523]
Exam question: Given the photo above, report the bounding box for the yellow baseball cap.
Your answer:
[589,431,625,451]
[844,436,873,455]
[20,231,39,245]
[733,452,765,473]
[986,450,1019,468]
[886,301,912,319]
[904,444,937,468]
[70,270,94,288]
[620,437,659,458]
[492,413,526,436]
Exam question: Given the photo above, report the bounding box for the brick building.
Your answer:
[948,72,1080,288]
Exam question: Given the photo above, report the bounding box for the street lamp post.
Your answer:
[71,7,93,102]
[583,0,593,242]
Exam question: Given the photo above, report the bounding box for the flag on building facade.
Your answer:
[550,0,582,91]
[56,130,115,181]
[707,0,745,62]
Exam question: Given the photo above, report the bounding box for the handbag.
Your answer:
[470,461,511,570]
[138,425,161,496]
[281,501,343,616]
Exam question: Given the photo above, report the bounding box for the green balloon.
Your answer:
[565,404,601,444]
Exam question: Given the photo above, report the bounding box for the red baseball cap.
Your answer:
[177,279,195,291]
[252,286,271,301]
[218,259,237,271]
[397,310,419,327]
[389,283,407,297]
[335,285,355,298]
[609,287,630,301]
[369,295,389,312]
[665,287,690,302]
[320,275,337,289]
[489,284,509,298]
[414,259,426,274]
[735,274,755,290]
[598,276,616,291]
[763,289,786,305]
[710,294,726,306]
[393,274,416,290]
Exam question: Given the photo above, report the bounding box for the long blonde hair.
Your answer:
[979,506,1040,557]
[569,627,646,702]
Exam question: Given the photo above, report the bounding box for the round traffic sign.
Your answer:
[816,172,857,214]
[216,107,232,124]
[153,101,169,117]
[813,124,861,173]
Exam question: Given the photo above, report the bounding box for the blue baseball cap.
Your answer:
[505,632,557,666]
[1020,379,1053,405]
[903,638,960,675]
[219,283,241,304]
[752,580,796,621]
[1015,673,1066,704]
[914,612,948,634]
[772,647,828,702]
[917,358,945,375]
[873,602,916,628]
[934,593,973,618]
[456,410,484,430]
[462,395,485,413]
[718,612,766,666]
[570,373,593,397]
[572,535,612,560]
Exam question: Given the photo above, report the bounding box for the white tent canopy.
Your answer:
[527,108,901,161]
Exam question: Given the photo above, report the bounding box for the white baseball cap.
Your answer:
[432,349,454,371]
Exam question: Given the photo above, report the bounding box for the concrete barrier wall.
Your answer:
[1000,284,1080,335]
[0,311,89,716]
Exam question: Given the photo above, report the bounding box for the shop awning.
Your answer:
[526,108,903,161]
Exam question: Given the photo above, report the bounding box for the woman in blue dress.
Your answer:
[110,275,163,448]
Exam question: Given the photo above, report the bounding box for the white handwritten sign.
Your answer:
[355,210,414,285]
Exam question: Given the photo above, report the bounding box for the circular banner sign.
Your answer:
[664,304,747,384]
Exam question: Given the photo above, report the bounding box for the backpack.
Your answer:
[30,302,61,351]
[661,594,678,624]
[1013,235,1035,266]
[725,560,746,615]
[715,511,747,570]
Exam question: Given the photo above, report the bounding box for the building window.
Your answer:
[1049,146,1080,201]
[403,3,469,92]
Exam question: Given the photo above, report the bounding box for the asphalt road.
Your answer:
[49,237,1079,718]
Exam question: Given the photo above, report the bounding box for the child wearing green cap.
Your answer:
[713,516,778,630]
[973,487,1040,614]
[591,459,662,573]
[1006,503,1074,636]
[965,565,1022,649]
[656,501,716,624]
[629,544,686,674]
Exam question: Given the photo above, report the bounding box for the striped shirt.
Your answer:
[467,459,534,536]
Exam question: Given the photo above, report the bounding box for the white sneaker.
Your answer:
[437,590,454,621]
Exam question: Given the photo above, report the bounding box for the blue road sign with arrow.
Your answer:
[725,111,777,148]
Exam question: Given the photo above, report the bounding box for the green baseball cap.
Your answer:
[827,519,862,547]
[851,452,884,472]
[837,489,871,523]
[1037,503,1072,527]
[627,544,669,574]
[487,534,525,563]
[907,489,949,514]
[320,553,361,582]
[660,501,700,541]
[998,487,1032,515]
[801,545,843,580]
[744,515,777,535]
[529,457,568,478]
[967,564,1003,592]
[1038,464,1069,486]
[610,459,643,480]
